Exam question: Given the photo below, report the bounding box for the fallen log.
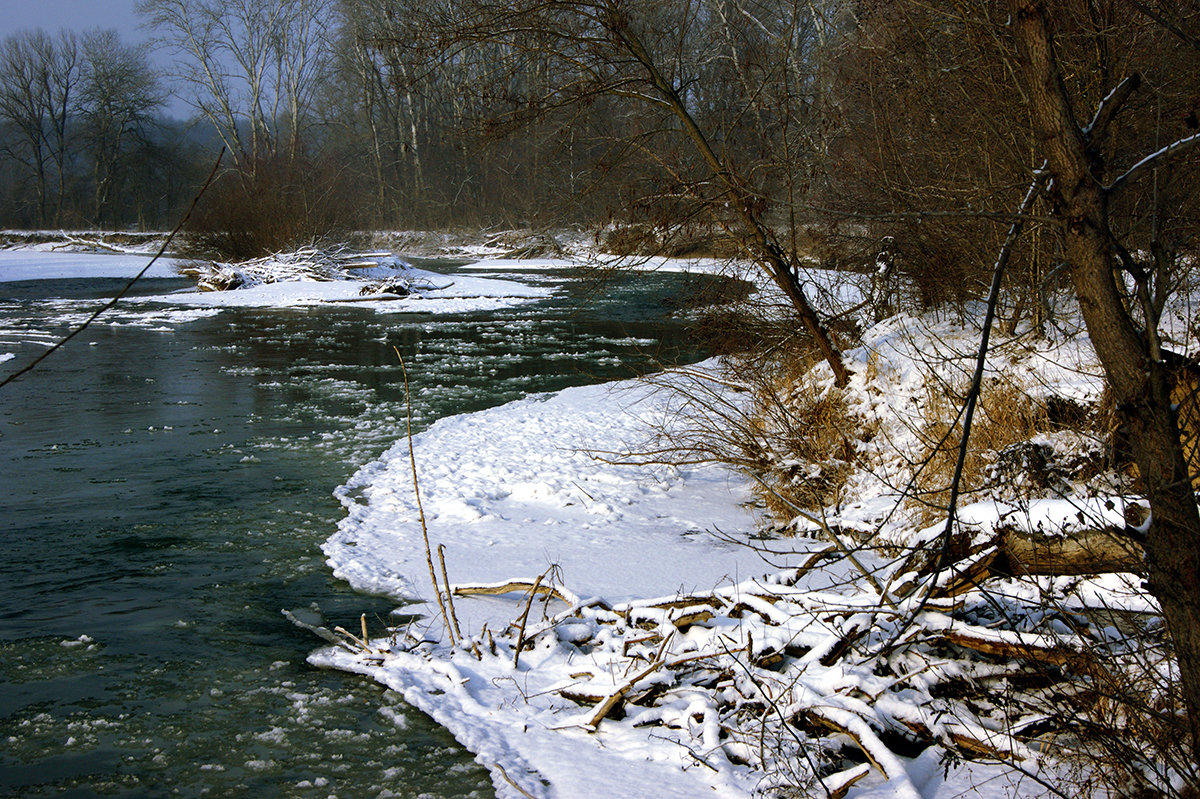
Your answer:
[895,717,1032,762]
[930,620,1091,669]
[451,578,578,605]
[996,524,1144,575]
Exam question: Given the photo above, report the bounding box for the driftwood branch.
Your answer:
[281,609,359,653]
[452,578,578,605]
[587,649,671,729]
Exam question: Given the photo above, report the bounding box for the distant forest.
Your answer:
[0,0,636,239]
[2,0,1197,283]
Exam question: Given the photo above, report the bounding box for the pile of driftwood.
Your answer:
[306,523,1159,798]
[178,246,401,291]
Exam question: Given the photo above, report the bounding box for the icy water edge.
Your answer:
[0,262,721,798]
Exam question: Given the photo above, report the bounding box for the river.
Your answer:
[0,259,720,798]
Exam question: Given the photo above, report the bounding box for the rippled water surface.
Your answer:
[0,262,718,798]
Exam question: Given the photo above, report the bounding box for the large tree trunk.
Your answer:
[1012,0,1200,755]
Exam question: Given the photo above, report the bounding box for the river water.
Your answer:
[0,262,718,798]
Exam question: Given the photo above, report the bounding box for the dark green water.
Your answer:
[0,263,718,798]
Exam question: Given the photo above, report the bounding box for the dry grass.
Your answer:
[743,370,863,518]
[912,377,1050,524]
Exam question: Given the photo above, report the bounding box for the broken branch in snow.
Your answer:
[310,510,1166,795]
[452,578,579,606]
[802,706,922,799]
[933,622,1089,669]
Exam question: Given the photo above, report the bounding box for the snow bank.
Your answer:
[325,365,775,635]
[0,250,178,282]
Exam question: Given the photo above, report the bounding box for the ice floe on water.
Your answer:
[0,250,179,282]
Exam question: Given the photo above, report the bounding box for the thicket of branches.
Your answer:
[0,28,207,229]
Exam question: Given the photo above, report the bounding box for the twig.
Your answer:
[586,648,672,729]
[438,544,463,643]
[899,166,1048,637]
[333,625,371,652]
[492,763,539,799]
[512,571,549,669]
[754,479,898,612]
[721,640,834,799]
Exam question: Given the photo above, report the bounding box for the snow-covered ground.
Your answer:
[314,356,1067,799]
[314,306,1110,799]
[326,370,772,628]
[4,242,1168,799]
[0,250,178,282]
[142,270,552,314]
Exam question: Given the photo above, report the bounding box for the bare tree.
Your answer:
[79,30,164,226]
[0,30,80,226]
[370,0,851,382]
[818,0,1200,754]
[331,0,427,223]
[137,0,334,172]
[1009,0,1200,754]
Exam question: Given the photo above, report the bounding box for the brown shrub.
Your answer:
[743,372,863,519]
[913,378,1049,524]
[184,151,364,261]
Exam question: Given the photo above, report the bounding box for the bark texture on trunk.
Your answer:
[1011,0,1200,754]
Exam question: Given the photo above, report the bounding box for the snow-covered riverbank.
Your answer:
[326,368,768,626]
[4,241,1168,799]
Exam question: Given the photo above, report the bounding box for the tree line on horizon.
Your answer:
[0,0,644,243]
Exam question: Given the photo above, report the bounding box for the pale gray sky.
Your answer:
[0,0,145,40]
[0,1,196,116]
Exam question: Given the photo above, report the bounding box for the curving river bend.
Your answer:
[0,260,721,798]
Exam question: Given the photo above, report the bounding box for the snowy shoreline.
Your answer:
[3,243,1167,799]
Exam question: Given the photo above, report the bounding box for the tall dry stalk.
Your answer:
[394,346,462,645]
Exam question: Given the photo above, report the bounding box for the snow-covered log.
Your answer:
[997,523,1145,576]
